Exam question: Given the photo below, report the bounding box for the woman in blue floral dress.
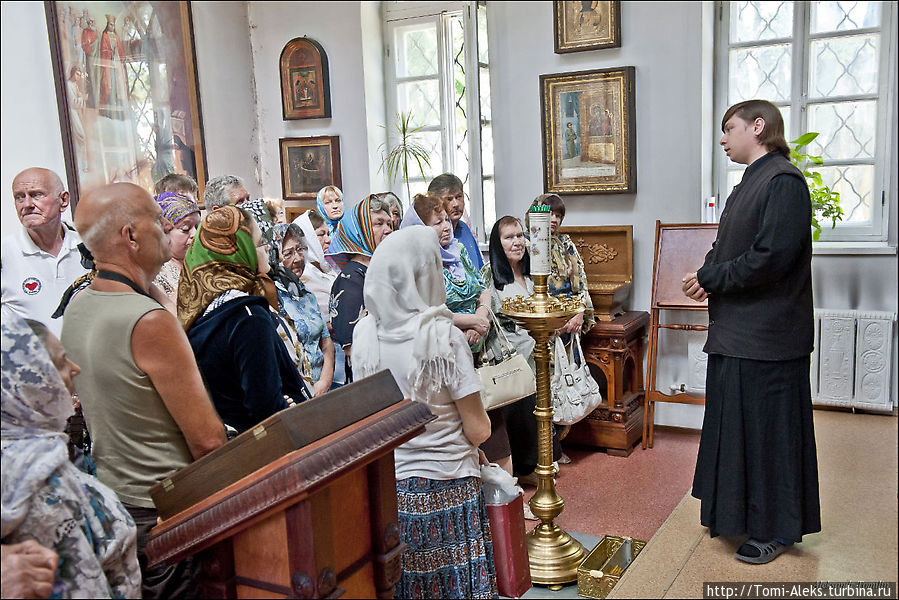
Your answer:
[271,223,335,396]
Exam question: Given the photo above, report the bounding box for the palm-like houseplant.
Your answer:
[379,111,432,202]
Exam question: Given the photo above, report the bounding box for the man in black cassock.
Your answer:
[682,99,821,564]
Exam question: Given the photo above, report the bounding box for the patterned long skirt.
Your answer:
[394,476,498,599]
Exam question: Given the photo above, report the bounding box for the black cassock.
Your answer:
[692,151,821,542]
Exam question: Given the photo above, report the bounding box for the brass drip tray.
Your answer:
[577,535,646,599]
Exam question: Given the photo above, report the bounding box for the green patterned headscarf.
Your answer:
[177,205,274,329]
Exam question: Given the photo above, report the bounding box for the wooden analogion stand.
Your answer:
[145,372,434,599]
[643,222,718,448]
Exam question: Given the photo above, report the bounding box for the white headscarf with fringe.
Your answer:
[352,226,463,396]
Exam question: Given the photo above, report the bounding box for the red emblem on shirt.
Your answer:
[23,277,41,295]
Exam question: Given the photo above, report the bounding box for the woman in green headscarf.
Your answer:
[177,206,309,434]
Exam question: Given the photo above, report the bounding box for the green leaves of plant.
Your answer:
[789,131,843,242]
[379,111,433,199]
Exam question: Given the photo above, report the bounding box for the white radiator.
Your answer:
[812,309,896,412]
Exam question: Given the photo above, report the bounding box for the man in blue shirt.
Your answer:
[427,173,484,270]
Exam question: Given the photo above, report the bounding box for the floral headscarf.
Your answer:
[326,196,382,270]
[1,314,72,536]
[177,205,276,329]
[155,191,200,226]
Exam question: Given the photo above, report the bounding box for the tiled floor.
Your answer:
[502,409,898,599]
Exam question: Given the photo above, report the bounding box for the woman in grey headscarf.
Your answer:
[1,315,140,598]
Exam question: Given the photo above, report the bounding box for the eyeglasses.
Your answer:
[256,240,270,249]
[282,246,307,260]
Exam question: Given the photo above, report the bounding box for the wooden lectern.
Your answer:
[643,221,717,448]
[146,373,435,599]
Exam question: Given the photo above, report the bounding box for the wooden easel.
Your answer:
[643,221,718,448]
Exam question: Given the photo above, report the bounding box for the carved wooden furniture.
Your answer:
[643,222,718,448]
[556,225,645,456]
[559,225,633,322]
[146,381,435,599]
[568,311,649,456]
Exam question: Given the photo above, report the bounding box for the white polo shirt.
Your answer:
[1,225,88,337]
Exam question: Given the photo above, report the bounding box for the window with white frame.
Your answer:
[383,1,495,242]
[715,1,896,242]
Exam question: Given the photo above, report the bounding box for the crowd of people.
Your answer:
[2,100,820,598]
[0,165,596,599]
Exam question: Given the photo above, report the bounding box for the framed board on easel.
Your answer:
[643,221,718,448]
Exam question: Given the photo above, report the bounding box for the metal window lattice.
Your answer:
[731,1,793,42]
[721,0,887,238]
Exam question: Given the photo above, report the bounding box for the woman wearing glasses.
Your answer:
[271,223,335,396]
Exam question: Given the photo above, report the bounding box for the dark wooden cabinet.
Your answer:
[565,311,649,457]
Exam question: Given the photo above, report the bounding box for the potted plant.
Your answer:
[379,111,432,202]
[789,132,844,241]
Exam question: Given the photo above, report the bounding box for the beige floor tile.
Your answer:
[608,410,897,599]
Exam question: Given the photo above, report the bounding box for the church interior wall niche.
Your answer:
[45,1,207,207]
[279,37,331,120]
[540,66,636,194]
[279,136,342,202]
[554,1,621,53]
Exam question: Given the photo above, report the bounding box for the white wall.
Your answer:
[1,1,67,228]
[245,1,384,205]
[190,2,259,195]
[487,1,710,426]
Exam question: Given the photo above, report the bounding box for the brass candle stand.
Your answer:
[502,273,587,589]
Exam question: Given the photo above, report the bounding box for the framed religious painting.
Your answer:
[280,37,331,120]
[280,136,342,201]
[554,1,621,53]
[44,1,207,208]
[540,66,636,195]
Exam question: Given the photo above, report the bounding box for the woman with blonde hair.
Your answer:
[316,185,344,235]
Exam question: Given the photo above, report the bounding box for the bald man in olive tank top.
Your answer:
[62,182,226,599]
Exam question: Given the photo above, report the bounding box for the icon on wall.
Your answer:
[554,1,621,53]
[280,136,342,201]
[280,37,331,120]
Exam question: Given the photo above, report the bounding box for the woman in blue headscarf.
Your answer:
[326,194,394,381]
[316,185,344,235]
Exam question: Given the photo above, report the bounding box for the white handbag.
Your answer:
[477,309,537,411]
[551,333,602,425]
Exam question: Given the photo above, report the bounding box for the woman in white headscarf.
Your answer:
[293,209,346,386]
[1,315,140,598]
[353,226,497,599]
[293,209,338,318]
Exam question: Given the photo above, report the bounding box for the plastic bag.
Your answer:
[480,463,524,505]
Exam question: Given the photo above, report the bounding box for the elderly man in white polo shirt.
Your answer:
[1,167,89,337]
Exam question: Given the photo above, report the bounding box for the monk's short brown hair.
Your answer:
[722,99,789,157]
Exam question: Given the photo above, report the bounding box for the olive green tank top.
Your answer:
[61,289,194,508]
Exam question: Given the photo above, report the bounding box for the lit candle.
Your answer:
[528,205,551,275]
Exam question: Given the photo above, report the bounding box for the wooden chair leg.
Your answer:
[641,397,649,449]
